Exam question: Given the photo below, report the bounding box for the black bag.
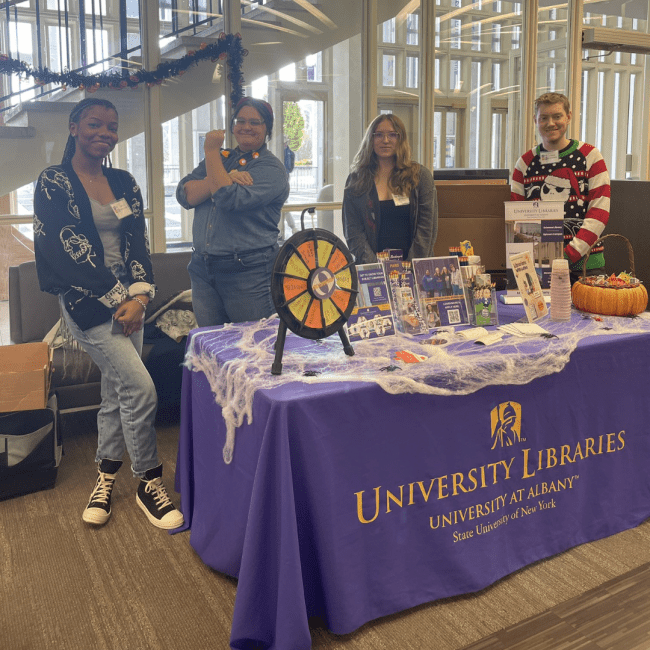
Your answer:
[0,394,61,501]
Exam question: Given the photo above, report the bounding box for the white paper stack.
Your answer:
[498,322,550,337]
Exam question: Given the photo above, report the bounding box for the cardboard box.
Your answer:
[0,343,53,413]
[434,184,511,272]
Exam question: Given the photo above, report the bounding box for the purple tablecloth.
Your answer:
[175,308,650,650]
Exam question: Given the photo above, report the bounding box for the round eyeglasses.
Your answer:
[373,131,399,141]
[235,118,265,127]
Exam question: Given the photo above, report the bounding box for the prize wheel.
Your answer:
[271,225,358,374]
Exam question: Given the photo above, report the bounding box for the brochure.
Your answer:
[412,256,469,328]
[504,200,564,295]
[498,322,551,337]
[468,273,498,327]
[346,263,396,342]
[381,259,429,335]
[508,250,548,322]
[456,327,503,346]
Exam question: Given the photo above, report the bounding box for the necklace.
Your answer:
[76,170,105,184]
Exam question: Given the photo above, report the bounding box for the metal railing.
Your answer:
[0,0,230,112]
[289,166,319,191]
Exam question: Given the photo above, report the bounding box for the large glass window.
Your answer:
[7,22,34,105]
[433,1,522,169]
[3,0,649,261]
[581,2,649,180]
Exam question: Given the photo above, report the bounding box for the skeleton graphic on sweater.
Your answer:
[510,140,610,271]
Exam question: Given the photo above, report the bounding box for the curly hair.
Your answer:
[61,98,118,166]
[346,114,420,196]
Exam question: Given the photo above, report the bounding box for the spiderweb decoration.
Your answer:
[185,311,650,463]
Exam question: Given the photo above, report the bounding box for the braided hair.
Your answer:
[61,97,118,166]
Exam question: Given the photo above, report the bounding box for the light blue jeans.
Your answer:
[60,300,159,478]
[188,246,278,327]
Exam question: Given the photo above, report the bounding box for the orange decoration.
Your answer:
[571,234,648,317]
[572,282,647,316]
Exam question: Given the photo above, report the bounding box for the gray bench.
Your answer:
[9,251,192,411]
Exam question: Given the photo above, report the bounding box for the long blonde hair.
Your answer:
[346,114,420,196]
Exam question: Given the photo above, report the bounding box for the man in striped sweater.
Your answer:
[511,92,611,283]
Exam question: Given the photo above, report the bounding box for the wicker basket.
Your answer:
[571,234,648,316]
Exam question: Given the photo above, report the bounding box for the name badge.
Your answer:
[110,198,133,219]
[392,193,410,206]
[540,150,560,165]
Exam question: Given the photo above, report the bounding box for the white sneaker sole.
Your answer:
[136,494,184,530]
[82,507,111,525]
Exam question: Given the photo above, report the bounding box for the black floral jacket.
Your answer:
[33,163,154,331]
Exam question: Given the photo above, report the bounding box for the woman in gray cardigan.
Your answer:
[342,114,438,264]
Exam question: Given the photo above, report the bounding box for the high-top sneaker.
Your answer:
[136,464,184,530]
[82,459,123,525]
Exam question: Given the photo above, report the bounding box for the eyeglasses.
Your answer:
[235,118,265,127]
[373,131,399,141]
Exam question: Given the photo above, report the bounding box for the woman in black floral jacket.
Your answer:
[34,98,183,531]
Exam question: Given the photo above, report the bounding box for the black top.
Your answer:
[377,199,411,257]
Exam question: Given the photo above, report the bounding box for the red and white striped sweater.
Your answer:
[511,140,610,270]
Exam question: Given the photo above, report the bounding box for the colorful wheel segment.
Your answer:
[272,229,359,340]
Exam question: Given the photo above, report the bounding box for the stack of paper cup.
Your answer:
[550,258,571,321]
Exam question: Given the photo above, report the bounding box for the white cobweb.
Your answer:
[185,310,650,463]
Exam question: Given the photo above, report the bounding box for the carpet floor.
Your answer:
[1,411,649,650]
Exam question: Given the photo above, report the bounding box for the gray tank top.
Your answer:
[90,198,123,270]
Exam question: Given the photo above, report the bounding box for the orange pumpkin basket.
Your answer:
[571,233,648,316]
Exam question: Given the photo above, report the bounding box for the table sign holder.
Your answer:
[504,200,564,296]
[270,208,359,375]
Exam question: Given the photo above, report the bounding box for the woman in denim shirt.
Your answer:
[176,98,290,326]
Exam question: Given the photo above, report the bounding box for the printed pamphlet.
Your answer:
[412,256,469,328]
[504,200,564,295]
[346,263,396,342]
[381,259,429,335]
[509,250,548,322]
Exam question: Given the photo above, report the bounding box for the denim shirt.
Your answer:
[176,145,290,256]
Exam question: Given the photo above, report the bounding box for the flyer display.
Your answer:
[347,263,396,341]
[412,256,469,328]
[381,259,429,335]
[505,201,564,295]
[508,250,548,322]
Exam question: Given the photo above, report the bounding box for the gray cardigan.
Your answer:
[342,165,437,264]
